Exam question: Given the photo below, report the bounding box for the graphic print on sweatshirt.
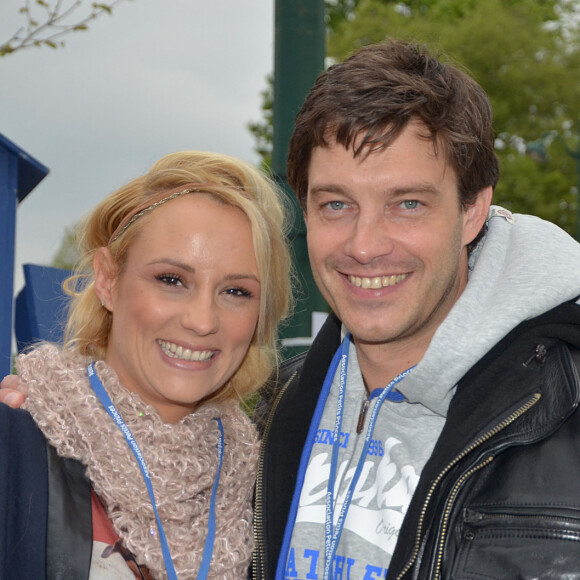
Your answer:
[285,344,436,580]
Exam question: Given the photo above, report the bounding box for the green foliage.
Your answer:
[1,0,131,57]
[247,74,274,171]
[51,225,80,270]
[325,0,363,29]
[495,145,578,231]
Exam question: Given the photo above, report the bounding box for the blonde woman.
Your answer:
[0,151,292,579]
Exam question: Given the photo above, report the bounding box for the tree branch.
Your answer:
[1,0,131,56]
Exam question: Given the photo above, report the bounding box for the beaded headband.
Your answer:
[108,184,207,245]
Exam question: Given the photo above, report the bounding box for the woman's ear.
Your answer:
[94,247,117,312]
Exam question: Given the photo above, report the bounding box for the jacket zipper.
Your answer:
[253,370,298,580]
[357,397,370,434]
[432,457,494,580]
[395,392,542,580]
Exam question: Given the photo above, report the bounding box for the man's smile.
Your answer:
[347,273,409,289]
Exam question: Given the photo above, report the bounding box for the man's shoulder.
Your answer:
[253,313,341,431]
[263,314,342,398]
[279,351,308,382]
[253,352,307,435]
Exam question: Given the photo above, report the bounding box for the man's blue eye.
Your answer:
[328,201,345,210]
[402,200,419,209]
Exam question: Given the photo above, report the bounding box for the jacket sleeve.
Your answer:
[0,404,49,579]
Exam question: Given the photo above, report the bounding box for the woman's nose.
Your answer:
[181,293,219,335]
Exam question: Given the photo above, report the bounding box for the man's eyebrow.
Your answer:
[308,184,350,197]
[389,183,440,196]
[308,183,441,197]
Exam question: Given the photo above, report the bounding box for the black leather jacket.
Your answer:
[253,300,580,579]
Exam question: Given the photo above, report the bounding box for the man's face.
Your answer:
[304,121,491,359]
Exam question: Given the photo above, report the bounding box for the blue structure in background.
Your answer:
[0,133,49,377]
[14,264,72,354]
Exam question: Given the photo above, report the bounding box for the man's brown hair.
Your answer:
[287,38,499,210]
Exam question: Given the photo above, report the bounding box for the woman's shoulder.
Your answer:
[17,342,87,377]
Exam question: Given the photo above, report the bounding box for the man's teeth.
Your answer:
[157,340,214,362]
[348,274,409,289]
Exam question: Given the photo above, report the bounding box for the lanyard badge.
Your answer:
[322,335,414,580]
[87,363,223,580]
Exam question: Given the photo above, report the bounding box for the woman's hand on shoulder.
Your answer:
[0,375,27,408]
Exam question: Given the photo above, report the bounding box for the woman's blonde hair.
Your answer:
[62,151,293,404]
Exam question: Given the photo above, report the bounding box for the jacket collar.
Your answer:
[260,312,341,579]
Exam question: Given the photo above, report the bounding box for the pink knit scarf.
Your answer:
[19,344,259,579]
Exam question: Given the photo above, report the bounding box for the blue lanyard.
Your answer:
[323,335,414,580]
[86,363,224,580]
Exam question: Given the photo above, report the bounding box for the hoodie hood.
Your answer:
[398,206,580,416]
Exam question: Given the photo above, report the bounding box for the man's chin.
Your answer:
[340,318,397,345]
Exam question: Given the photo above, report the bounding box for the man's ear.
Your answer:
[462,186,493,247]
[94,247,117,312]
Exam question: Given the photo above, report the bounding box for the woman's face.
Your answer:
[96,194,261,422]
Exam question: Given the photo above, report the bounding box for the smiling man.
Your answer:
[304,123,490,389]
[253,39,580,579]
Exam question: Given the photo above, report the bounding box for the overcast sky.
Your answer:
[1,0,274,295]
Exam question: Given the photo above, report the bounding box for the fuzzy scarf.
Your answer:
[18,344,259,579]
